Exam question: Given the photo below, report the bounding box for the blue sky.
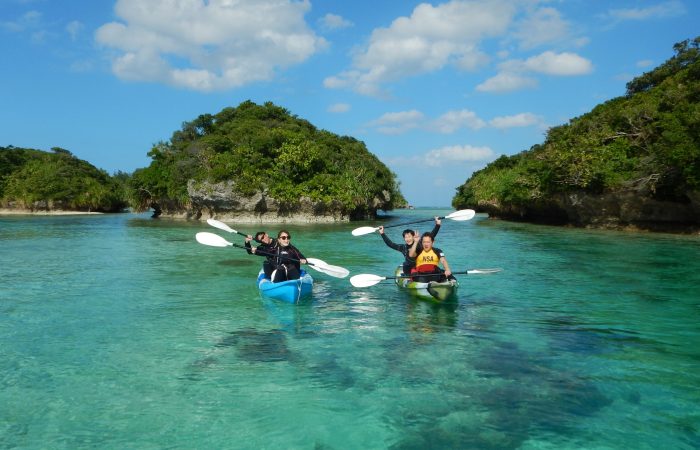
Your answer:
[1,0,698,207]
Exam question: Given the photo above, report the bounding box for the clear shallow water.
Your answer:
[1,210,699,449]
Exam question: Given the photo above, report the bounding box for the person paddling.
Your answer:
[270,230,307,282]
[245,231,277,278]
[246,230,307,282]
[408,232,453,283]
[377,217,441,275]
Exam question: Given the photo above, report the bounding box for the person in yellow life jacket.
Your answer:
[408,232,453,283]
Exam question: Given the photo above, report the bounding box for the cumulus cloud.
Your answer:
[327,103,350,113]
[95,0,326,91]
[502,51,593,76]
[476,72,537,93]
[528,51,593,75]
[479,50,592,93]
[369,109,425,134]
[325,0,514,96]
[424,145,495,167]
[370,108,542,134]
[388,144,495,168]
[430,109,486,133]
[489,112,543,129]
[318,13,353,31]
[512,7,571,50]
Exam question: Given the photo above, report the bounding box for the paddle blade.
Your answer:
[351,226,379,236]
[445,209,476,221]
[195,232,232,247]
[466,268,502,274]
[206,218,238,234]
[349,274,387,288]
[306,257,350,278]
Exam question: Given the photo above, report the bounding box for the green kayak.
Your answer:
[393,266,458,303]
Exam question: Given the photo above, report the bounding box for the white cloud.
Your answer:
[529,51,593,75]
[476,72,537,93]
[95,0,326,92]
[513,7,571,50]
[479,50,592,93]
[318,13,353,31]
[604,1,685,21]
[424,145,494,167]
[388,144,494,168]
[371,107,543,134]
[636,59,654,68]
[327,103,350,113]
[504,51,593,76]
[325,0,515,96]
[369,109,425,134]
[489,112,542,129]
[431,109,486,133]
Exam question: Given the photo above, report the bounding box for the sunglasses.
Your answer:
[279,235,290,240]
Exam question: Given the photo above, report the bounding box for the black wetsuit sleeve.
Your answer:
[381,233,403,251]
[430,223,441,238]
[244,241,254,255]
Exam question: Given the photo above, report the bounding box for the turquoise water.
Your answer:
[1,209,699,449]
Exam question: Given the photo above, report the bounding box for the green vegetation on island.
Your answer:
[128,101,406,218]
[453,37,700,229]
[0,146,127,212]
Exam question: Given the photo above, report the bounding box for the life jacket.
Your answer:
[414,247,443,272]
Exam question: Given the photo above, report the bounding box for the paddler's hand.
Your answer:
[378,226,384,234]
[300,259,307,264]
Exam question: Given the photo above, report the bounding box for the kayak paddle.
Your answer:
[351,209,476,236]
[349,268,502,287]
[206,218,250,237]
[195,232,349,279]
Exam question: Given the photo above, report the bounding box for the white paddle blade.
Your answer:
[350,274,387,288]
[206,218,237,234]
[306,257,350,278]
[446,209,476,221]
[351,226,379,236]
[466,268,502,274]
[195,232,232,247]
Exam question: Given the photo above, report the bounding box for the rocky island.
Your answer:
[452,37,700,233]
[129,101,406,222]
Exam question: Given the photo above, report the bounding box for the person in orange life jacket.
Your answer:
[269,230,307,282]
[377,217,441,275]
[245,231,277,278]
[408,232,453,283]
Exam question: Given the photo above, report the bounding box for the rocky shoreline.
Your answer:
[0,208,104,215]
[478,189,700,234]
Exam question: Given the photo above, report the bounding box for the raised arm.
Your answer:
[430,217,441,238]
[379,226,403,251]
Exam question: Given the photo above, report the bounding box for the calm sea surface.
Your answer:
[1,209,699,449]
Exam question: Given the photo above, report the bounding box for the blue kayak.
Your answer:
[257,269,313,303]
